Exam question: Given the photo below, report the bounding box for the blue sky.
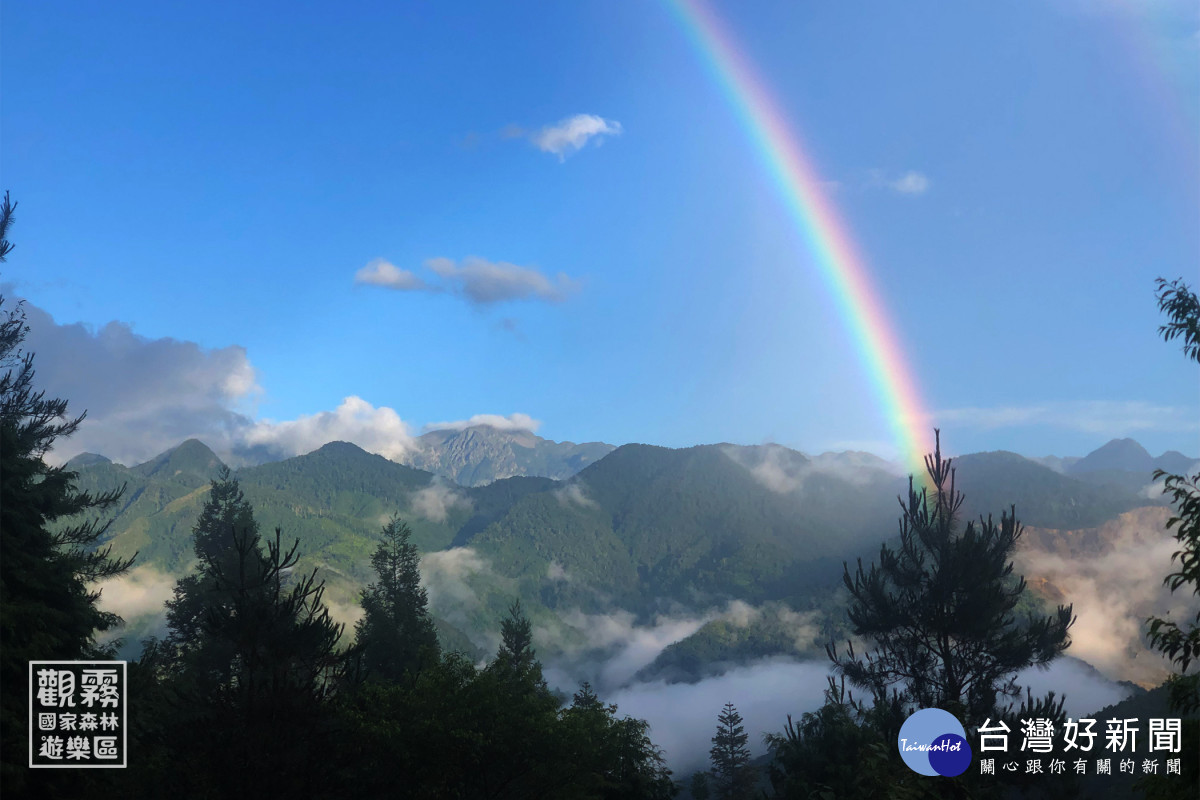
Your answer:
[3,0,1198,466]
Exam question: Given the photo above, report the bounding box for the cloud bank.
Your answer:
[423,412,542,434]
[1016,506,1192,687]
[722,444,902,494]
[239,396,417,463]
[14,294,541,467]
[15,295,261,465]
[607,660,832,774]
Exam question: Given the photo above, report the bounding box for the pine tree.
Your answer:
[156,473,347,798]
[1146,278,1200,715]
[353,515,438,683]
[491,598,541,684]
[709,702,754,800]
[163,466,262,685]
[0,192,135,795]
[828,430,1075,724]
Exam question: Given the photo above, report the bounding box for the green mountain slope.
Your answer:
[70,438,1165,670]
[951,450,1152,529]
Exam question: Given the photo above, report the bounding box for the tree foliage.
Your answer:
[0,193,134,796]
[829,430,1075,723]
[765,679,923,800]
[708,702,755,800]
[150,471,348,798]
[354,515,438,683]
[1147,277,1200,714]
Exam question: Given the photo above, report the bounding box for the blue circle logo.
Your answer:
[897,708,972,777]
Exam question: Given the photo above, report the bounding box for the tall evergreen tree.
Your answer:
[0,192,134,795]
[828,430,1075,724]
[491,598,542,685]
[354,515,438,683]
[1146,277,1200,715]
[163,466,262,683]
[155,473,347,799]
[709,702,755,800]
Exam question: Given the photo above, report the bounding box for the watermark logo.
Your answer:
[29,661,127,769]
[898,707,971,777]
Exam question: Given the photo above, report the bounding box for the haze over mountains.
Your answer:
[61,426,1197,773]
[66,427,1192,676]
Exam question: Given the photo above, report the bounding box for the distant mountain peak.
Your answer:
[1070,438,1154,475]
[65,452,113,469]
[312,440,368,455]
[403,426,615,486]
[132,438,224,481]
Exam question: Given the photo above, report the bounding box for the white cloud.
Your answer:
[324,597,366,634]
[554,481,598,509]
[889,170,930,194]
[935,400,1200,435]
[353,258,429,291]
[420,547,494,634]
[9,293,557,467]
[543,609,710,692]
[91,564,178,623]
[423,412,542,434]
[12,294,262,466]
[426,256,579,305]
[531,114,623,161]
[722,444,901,494]
[539,601,812,695]
[410,480,473,523]
[356,257,579,307]
[1016,506,1194,687]
[607,660,833,774]
[602,656,1129,775]
[868,168,930,195]
[1015,658,1132,720]
[239,395,418,462]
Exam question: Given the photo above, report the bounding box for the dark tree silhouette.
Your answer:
[163,467,262,683]
[559,682,676,799]
[828,430,1075,724]
[0,193,134,795]
[709,702,754,800]
[353,515,439,684]
[155,473,347,799]
[490,598,542,684]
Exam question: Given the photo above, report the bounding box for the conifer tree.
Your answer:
[491,598,542,685]
[163,466,262,683]
[157,472,347,798]
[0,192,135,794]
[829,430,1075,723]
[354,515,438,683]
[709,702,755,800]
[1146,277,1200,715]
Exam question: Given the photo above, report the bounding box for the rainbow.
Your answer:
[665,0,934,478]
